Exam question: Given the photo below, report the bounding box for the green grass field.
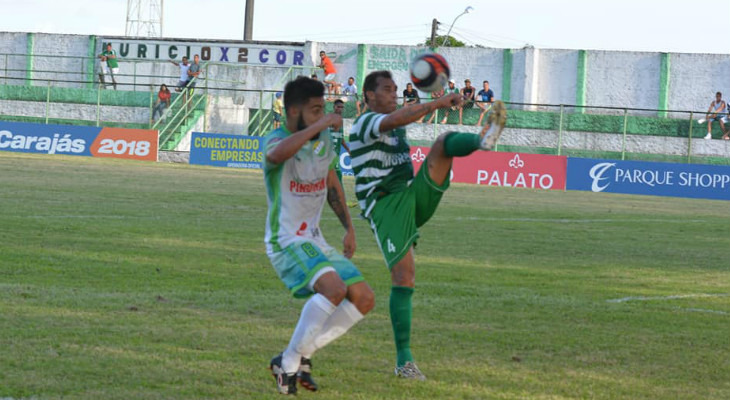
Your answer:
[1,152,729,400]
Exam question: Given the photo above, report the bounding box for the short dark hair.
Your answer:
[483,80,489,84]
[333,99,345,106]
[283,77,325,116]
[363,70,392,104]
[717,91,722,97]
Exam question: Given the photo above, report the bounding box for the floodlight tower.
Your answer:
[125,0,164,37]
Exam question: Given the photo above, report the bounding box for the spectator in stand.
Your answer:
[310,73,319,80]
[704,91,728,140]
[273,92,284,129]
[170,56,191,93]
[440,79,459,124]
[151,84,171,123]
[425,88,445,124]
[318,51,338,99]
[187,54,202,91]
[99,43,119,90]
[402,83,421,107]
[475,80,495,126]
[341,77,362,116]
[459,79,476,125]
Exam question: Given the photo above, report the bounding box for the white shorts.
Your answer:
[324,73,336,81]
[102,66,119,75]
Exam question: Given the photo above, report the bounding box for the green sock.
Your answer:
[443,131,481,157]
[390,286,415,367]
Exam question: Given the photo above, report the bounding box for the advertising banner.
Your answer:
[341,145,567,190]
[567,158,730,201]
[0,121,158,161]
[100,38,306,67]
[189,132,264,168]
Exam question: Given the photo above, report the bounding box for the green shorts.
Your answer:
[368,162,450,269]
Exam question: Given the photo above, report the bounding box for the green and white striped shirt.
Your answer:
[348,111,414,217]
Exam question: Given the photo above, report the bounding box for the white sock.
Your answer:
[281,294,336,374]
[300,299,365,359]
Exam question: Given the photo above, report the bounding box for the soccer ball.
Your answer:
[409,53,450,92]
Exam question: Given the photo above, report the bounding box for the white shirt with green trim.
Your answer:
[263,127,338,254]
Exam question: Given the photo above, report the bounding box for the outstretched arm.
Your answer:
[379,93,462,132]
[326,168,356,259]
[266,113,343,165]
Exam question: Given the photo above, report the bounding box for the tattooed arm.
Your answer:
[326,168,356,259]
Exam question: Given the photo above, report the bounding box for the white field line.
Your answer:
[607,293,730,303]
[678,307,729,315]
[454,217,710,224]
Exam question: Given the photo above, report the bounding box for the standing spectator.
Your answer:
[440,79,459,124]
[475,80,495,126]
[459,79,476,125]
[318,51,338,99]
[273,92,283,129]
[402,83,421,107]
[704,92,727,140]
[341,76,362,116]
[99,43,119,90]
[151,84,171,122]
[187,54,202,91]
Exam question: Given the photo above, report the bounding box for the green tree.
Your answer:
[423,35,466,48]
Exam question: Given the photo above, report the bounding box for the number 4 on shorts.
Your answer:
[386,238,396,254]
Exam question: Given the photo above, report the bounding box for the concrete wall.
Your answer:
[6,31,730,115]
[536,49,579,105]
[669,52,730,113]
[586,51,661,113]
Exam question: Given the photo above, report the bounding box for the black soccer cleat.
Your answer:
[269,353,297,395]
[297,357,319,392]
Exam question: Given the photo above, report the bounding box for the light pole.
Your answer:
[443,6,474,46]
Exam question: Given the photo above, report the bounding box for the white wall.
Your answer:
[586,51,660,112]
[5,31,730,115]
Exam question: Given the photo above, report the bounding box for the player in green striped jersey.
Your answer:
[349,70,507,380]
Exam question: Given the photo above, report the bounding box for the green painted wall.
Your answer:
[87,35,97,89]
[356,44,367,92]
[576,50,587,113]
[658,53,670,118]
[501,49,512,103]
[25,33,34,85]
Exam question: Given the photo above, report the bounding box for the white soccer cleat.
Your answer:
[479,100,507,150]
[394,361,426,381]
[704,133,712,140]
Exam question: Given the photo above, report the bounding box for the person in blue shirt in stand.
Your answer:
[476,80,495,126]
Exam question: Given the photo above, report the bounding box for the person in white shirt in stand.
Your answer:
[703,91,727,140]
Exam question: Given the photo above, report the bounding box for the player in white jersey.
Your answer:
[263,76,374,395]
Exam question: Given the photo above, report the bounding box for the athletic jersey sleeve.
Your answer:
[263,133,284,171]
[349,112,386,145]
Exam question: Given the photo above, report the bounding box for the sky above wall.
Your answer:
[2,0,728,54]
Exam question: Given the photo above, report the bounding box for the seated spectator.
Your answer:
[426,88,446,124]
[403,83,421,107]
[704,92,728,140]
[151,84,171,122]
[341,76,362,115]
[440,79,460,124]
[459,79,475,125]
[169,57,191,93]
[475,80,495,126]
